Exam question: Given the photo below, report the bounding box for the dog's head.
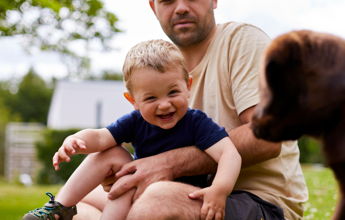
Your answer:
[252,30,345,142]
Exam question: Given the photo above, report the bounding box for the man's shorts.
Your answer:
[225,191,285,220]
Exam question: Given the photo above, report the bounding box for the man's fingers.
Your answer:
[115,163,137,178]
[101,175,116,192]
[133,185,145,201]
[108,174,136,199]
[102,184,111,192]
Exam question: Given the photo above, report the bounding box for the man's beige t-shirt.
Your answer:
[189,22,308,220]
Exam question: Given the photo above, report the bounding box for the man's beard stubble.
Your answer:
[165,12,215,47]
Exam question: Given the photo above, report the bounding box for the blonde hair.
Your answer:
[122,39,188,92]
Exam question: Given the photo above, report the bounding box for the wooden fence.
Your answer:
[5,122,44,181]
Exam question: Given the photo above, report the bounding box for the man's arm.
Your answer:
[229,106,281,167]
[106,146,217,200]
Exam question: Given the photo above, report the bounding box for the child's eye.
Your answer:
[169,90,179,96]
[144,96,156,102]
[159,0,172,3]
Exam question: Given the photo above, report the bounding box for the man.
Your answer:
[77,0,308,219]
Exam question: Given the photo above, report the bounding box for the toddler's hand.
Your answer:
[52,137,86,170]
[189,187,226,220]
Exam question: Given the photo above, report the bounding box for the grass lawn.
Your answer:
[303,164,338,219]
[0,181,62,220]
[0,165,338,220]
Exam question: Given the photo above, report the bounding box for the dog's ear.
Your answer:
[264,36,303,98]
[265,59,282,93]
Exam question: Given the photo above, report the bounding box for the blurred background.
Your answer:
[0,0,342,219]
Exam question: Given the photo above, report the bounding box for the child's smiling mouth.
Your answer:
[157,112,175,120]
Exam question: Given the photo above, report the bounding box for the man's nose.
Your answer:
[175,0,190,15]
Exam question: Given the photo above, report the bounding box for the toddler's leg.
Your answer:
[101,187,136,220]
[73,185,108,220]
[56,146,133,207]
[23,146,132,220]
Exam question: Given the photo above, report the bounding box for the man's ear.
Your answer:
[149,0,156,14]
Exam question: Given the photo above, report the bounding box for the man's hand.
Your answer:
[106,155,174,201]
[101,146,216,201]
[101,175,116,193]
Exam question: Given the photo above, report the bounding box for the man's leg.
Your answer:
[127,181,202,220]
[127,181,285,220]
[224,191,284,220]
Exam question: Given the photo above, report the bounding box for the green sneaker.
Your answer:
[23,192,77,220]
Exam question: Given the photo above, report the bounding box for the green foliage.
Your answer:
[298,136,324,164]
[100,70,123,81]
[5,69,53,124]
[35,128,86,184]
[0,0,121,77]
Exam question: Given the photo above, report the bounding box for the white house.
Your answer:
[47,80,133,129]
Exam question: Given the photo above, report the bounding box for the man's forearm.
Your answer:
[229,123,281,167]
[161,146,217,179]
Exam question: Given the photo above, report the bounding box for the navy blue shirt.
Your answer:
[106,108,228,187]
[107,109,228,159]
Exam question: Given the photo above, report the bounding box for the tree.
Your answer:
[0,0,121,78]
[6,69,53,124]
[100,70,123,81]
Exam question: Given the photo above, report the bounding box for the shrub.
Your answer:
[298,136,324,164]
[35,129,86,184]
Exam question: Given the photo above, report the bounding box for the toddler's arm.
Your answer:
[53,128,116,170]
[189,137,241,220]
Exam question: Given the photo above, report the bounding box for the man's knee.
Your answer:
[127,181,201,220]
[126,182,174,220]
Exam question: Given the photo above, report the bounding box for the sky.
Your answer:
[1,0,345,80]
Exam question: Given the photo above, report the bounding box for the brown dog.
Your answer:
[251,30,345,220]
